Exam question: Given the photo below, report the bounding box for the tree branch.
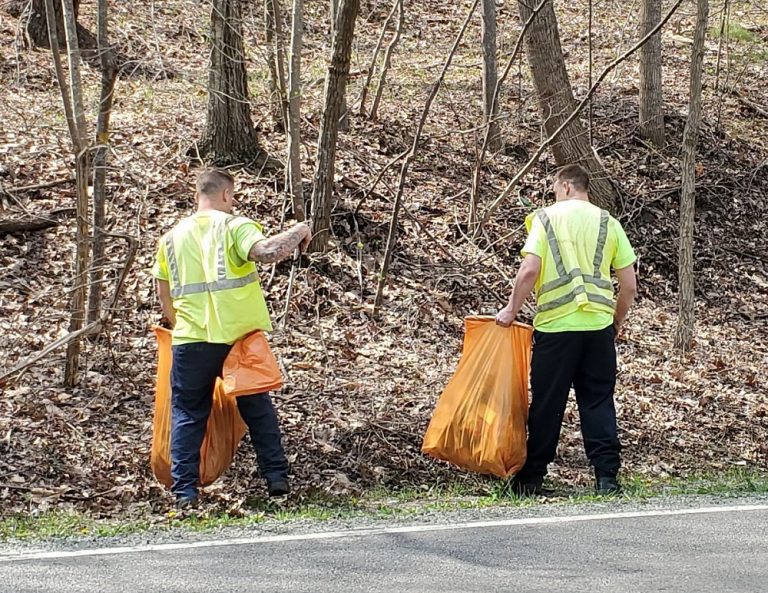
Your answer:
[474,0,685,235]
[373,0,480,314]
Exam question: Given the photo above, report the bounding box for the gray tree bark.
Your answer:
[87,0,118,327]
[270,0,290,134]
[331,0,350,131]
[674,0,709,351]
[310,0,359,252]
[6,0,95,50]
[59,0,90,387]
[264,0,284,129]
[287,0,305,220]
[518,0,616,211]
[200,0,265,166]
[481,0,502,152]
[639,0,665,146]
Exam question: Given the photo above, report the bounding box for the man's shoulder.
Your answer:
[607,212,628,235]
[225,214,261,230]
[159,215,194,240]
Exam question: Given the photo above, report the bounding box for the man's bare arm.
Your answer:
[248,222,311,264]
[156,279,176,328]
[614,264,637,331]
[496,254,541,327]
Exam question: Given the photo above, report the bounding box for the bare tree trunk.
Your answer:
[480,0,502,152]
[44,0,78,151]
[287,0,305,220]
[639,0,665,146]
[470,0,548,228]
[200,0,265,166]
[87,0,118,327]
[359,0,399,117]
[309,0,359,252]
[518,0,616,211]
[331,0,350,131]
[264,0,283,128]
[270,0,290,133]
[675,0,708,352]
[369,0,403,122]
[7,0,95,50]
[59,0,90,387]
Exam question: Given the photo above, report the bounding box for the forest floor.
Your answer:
[0,0,766,524]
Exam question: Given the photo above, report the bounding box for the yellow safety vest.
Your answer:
[527,205,615,327]
[160,211,272,344]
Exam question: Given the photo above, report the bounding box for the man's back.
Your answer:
[523,200,635,332]
[153,210,272,345]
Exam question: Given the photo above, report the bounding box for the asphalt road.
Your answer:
[1,505,766,593]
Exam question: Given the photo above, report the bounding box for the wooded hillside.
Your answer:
[1,0,766,517]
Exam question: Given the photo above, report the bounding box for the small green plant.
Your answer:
[710,22,756,43]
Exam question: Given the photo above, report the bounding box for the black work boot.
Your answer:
[268,478,290,498]
[595,474,622,495]
[510,475,544,497]
[175,493,199,510]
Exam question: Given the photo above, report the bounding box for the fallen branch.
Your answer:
[474,0,685,235]
[0,208,75,234]
[0,217,58,233]
[0,321,102,387]
[373,0,480,314]
[0,483,34,492]
[730,89,768,118]
[0,178,74,196]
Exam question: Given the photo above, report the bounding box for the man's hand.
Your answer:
[496,306,516,328]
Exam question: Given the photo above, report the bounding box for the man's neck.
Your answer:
[197,204,224,214]
[558,193,590,203]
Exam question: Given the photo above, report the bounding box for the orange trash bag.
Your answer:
[222,332,283,397]
[422,316,533,478]
[151,327,282,489]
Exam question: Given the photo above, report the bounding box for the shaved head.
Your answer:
[554,164,589,192]
[196,169,234,198]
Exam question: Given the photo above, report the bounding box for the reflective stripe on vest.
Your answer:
[535,209,613,313]
[165,218,259,299]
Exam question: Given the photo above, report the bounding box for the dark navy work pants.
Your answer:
[170,341,288,499]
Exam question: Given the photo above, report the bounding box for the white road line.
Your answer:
[1,504,766,563]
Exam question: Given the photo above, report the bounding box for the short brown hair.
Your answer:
[554,164,589,192]
[196,169,234,197]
